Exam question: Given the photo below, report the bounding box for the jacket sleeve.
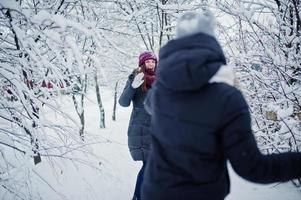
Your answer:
[220,89,301,183]
[118,74,136,107]
[144,89,153,115]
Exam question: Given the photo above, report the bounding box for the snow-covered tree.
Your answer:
[215,0,301,186]
[0,0,110,198]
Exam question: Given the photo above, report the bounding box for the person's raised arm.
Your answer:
[119,72,144,107]
[220,89,301,183]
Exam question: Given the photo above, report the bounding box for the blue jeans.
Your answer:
[134,161,146,199]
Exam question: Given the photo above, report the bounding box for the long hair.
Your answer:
[134,63,155,92]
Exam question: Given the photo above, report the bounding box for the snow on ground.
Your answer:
[2,88,300,200]
[226,166,301,200]
[32,89,142,200]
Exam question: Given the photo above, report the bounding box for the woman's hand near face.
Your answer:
[131,72,144,89]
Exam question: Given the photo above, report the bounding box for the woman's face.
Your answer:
[144,59,156,71]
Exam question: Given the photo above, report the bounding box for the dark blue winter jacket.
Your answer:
[119,73,151,161]
[141,33,301,200]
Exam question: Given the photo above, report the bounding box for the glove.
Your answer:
[209,65,235,86]
[131,72,144,89]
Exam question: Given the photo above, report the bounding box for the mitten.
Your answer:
[131,72,144,89]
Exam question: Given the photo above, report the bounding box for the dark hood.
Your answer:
[156,33,226,91]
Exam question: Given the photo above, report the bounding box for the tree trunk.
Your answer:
[94,73,105,128]
[72,94,85,140]
[72,75,87,140]
[112,80,119,121]
[79,93,85,140]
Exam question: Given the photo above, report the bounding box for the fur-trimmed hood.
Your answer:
[155,32,229,91]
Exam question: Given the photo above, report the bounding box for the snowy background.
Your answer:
[0,0,301,199]
[2,90,300,200]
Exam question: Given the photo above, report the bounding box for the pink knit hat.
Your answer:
[138,51,157,66]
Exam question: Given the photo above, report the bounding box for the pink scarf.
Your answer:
[145,68,156,87]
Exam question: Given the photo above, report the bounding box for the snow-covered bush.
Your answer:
[216,0,301,186]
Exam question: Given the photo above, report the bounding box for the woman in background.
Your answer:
[118,51,157,200]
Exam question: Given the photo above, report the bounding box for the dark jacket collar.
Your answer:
[156,33,226,92]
